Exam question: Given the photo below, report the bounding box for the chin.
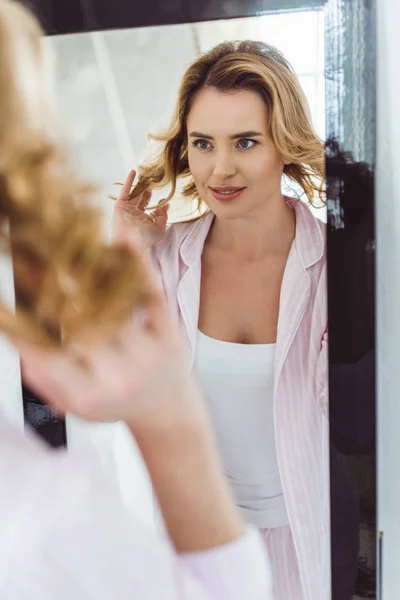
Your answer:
[207,203,250,220]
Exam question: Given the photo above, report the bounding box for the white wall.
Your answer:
[376,0,400,596]
[0,253,23,428]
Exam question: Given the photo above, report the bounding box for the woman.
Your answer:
[0,2,273,598]
[113,41,329,600]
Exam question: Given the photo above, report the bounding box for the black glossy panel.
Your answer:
[22,385,67,448]
[20,0,324,35]
[326,0,376,598]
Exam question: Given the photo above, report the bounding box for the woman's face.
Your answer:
[186,87,288,219]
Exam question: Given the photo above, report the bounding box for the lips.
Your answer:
[209,186,246,201]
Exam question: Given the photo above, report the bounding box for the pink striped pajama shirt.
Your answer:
[148,197,330,600]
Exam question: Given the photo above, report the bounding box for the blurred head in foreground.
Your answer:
[0,0,152,350]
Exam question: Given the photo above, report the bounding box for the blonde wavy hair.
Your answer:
[0,0,152,349]
[125,40,325,213]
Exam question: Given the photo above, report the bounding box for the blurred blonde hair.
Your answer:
[0,0,151,349]
[125,40,325,214]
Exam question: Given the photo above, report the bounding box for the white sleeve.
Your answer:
[0,424,273,600]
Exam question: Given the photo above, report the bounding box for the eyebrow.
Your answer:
[189,130,263,140]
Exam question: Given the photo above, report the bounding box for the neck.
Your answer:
[207,194,295,261]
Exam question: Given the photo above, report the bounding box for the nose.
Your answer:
[212,150,237,179]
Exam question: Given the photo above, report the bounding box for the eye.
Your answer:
[192,139,212,150]
[237,138,257,149]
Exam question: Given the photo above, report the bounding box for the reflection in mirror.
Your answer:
[29,8,357,600]
[43,10,326,225]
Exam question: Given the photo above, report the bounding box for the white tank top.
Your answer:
[193,330,289,529]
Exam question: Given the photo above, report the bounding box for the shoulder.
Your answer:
[292,197,326,236]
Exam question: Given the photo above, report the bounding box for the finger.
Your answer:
[136,188,152,211]
[154,206,168,227]
[118,169,136,202]
[154,203,169,217]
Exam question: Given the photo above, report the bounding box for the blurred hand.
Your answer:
[112,169,168,249]
[14,250,192,429]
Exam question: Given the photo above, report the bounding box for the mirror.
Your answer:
[20,1,377,599]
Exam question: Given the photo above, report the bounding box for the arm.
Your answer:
[129,381,245,552]
[131,394,274,598]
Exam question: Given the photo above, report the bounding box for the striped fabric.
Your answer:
[149,198,330,600]
[260,526,302,599]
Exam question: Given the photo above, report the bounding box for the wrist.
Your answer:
[127,377,208,441]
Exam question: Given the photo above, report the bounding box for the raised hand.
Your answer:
[15,245,190,428]
[112,169,168,249]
